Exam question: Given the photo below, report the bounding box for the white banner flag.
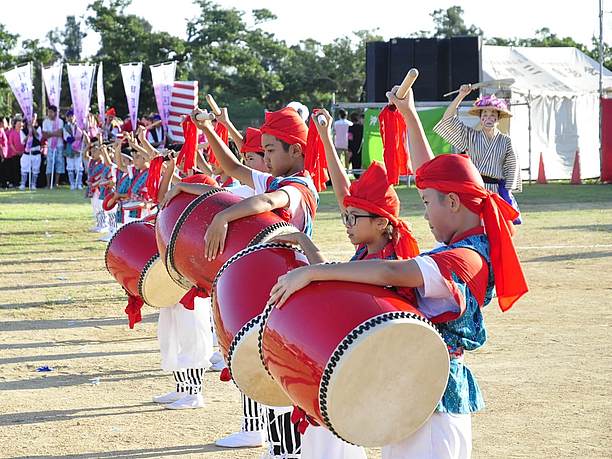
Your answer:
[97,63,105,125]
[120,62,142,132]
[150,61,176,130]
[42,62,62,109]
[67,64,95,130]
[4,63,34,122]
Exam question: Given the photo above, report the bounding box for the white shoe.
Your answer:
[18,185,25,191]
[70,184,76,190]
[164,393,204,410]
[209,351,226,372]
[153,390,183,404]
[216,430,266,448]
[98,233,113,242]
[77,184,83,190]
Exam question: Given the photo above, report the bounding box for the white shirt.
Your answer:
[229,184,256,199]
[333,118,353,149]
[42,118,64,149]
[251,169,307,232]
[413,255,461,319]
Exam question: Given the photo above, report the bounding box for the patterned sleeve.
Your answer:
[502,136,520,190]
[433,115,471,152]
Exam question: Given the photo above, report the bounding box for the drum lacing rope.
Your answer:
[318,311,441,445]
[137,254,161,305]
[248,221,298,247]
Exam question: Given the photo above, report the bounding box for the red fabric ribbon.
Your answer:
[219,367,232,382]
[124,294,144,329]
[343,162,420,259]
[415,154,528,311]
[207,122,229,166]
[179,286,209,310]
[145,156,165,204]
[304,117,328,192]
[379,106,411,185]
[290,406,320,434]
[177,117,198,173]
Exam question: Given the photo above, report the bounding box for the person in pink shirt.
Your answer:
[5,116,25,187]
[0,116,9,188]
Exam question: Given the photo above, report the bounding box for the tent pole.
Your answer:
[598,0,603,179]
[528,91,532,184]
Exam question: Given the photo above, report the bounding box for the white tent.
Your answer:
[480,45,612,180]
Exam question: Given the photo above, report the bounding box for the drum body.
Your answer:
[105,221,188,308]
[260,279,450,447]
[168,189,295,293]
[155,191,203,289]
[212,244,308,406]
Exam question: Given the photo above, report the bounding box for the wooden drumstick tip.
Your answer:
[396,68,419,100]
[205,94,222,116]
[194,110,214,122]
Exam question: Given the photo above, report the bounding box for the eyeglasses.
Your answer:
[341,212,377,227]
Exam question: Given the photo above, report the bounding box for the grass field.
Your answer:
[0,184,611,458]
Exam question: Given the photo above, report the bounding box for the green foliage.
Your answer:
[0,1,608,128]
[430,6,483,38]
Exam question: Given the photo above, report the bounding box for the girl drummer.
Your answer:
[434,85,522,222]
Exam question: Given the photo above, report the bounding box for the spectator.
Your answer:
[42,105,65,189]
[19,116,42,190]
[0,116,8,188]
[333,108,353,169]
[6,115,25,188]
[348,112,364,178]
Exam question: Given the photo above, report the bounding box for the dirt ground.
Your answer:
[0,185,611,458]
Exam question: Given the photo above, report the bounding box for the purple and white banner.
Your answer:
[150,61,176,130]
[97,63,105,125]
[67,64,95,130]
[120,62,142,132]
[4,63,34,122]
[42,62,62,109]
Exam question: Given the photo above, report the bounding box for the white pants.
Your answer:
[66,155,84,171]
[301,426,366,459]
[157,297,214,371]
[20,153,41,174]
[382,413,472,459]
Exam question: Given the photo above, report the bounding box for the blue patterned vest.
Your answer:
[422,232,494,414]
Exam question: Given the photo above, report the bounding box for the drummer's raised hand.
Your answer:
[268,267,313,309]
[386,86,416,118]
[204,213,229,261]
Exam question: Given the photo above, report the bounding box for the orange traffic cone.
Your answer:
[570,150,582,185]
[537,152,547,184]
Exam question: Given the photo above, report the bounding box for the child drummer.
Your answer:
[267,87,528,459]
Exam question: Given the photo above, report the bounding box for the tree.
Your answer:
[48,16,87,62]
[0,24,19,116]
[431,6,482,38]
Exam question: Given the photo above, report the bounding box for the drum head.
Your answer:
[139,255,189,308]
[322,314,450,447]
[230,316,293,407]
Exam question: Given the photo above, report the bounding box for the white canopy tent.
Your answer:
[480,45,612,180]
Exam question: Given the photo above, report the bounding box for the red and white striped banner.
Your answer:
[167,81,198,143]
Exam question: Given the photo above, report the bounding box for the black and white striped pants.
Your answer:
[242,394,301,457]
[173,368,205,395]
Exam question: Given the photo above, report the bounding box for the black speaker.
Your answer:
[366,41,390,102]
[437,38,451,99]
[412,38,440,101]
[387,38,414,90]
[450,36,481,101]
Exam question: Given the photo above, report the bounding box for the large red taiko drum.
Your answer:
[105,220,188,308]
[260,276,450,447]
[168,189,296,293]
[212,243,308,406]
